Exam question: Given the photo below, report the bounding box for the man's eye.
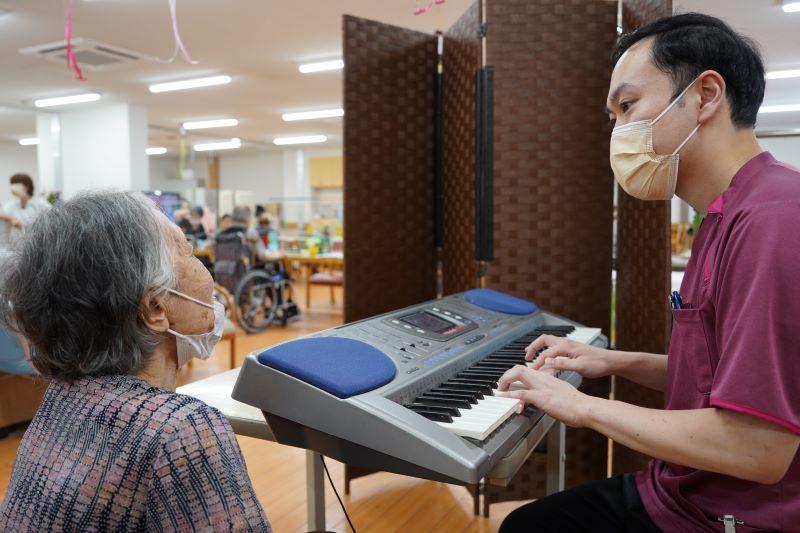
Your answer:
[620,101,631,113]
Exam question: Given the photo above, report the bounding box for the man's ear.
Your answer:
[140,290,170,333]
[697,70,726,126]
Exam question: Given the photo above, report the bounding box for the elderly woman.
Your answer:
[0,192,270,531]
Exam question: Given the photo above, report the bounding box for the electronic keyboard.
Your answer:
[232,288,607,485]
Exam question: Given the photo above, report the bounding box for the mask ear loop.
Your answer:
[652,75,701,126]
[163,287,215,309]
[672,123,701,155]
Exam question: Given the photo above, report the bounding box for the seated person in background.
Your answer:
[217,205,271,263]
[0,192,271,531]
[0,174,50,244]
[178,205,208,241]
[219,213,233,231]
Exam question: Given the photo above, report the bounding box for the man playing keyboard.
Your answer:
[499,13,800,533]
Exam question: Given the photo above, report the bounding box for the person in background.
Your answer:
[0,174,50,243]
[0,192,271,531]
[257,213,272,247]
[217,206,270,262]
[219,213,233,231]
[178,205,208,241]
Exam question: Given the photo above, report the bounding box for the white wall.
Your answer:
[60,104,149,198]
[0,142,39,205]
[218,151,284,205]
[759,136,800,168]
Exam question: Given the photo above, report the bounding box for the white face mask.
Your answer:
[163,287,225,367]
[609,77,701,201]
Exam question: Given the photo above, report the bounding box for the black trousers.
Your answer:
[499,474,661,533]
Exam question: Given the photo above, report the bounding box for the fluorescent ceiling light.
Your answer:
[759,104,800,113]
[18,137,39,146]
[282,108,344,122]
[783,1,800,12]
[298,59,344,74]
[34,92,101,108]
[193,138,241,152]
[273,135,327,146]
[145,146,167,155]
[767,69,800,80]
[149,75,232,93]
[182,118,238,130]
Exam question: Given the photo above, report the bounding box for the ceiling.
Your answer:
[0,0,473,149]
[0,0,798,152]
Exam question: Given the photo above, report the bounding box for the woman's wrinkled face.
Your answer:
[164,222,215,335]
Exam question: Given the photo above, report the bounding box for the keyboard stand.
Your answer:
[177,369,328,532]
[178,368,569,527]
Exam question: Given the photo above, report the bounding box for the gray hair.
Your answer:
[0,191,177,381]
[232,205,252,224]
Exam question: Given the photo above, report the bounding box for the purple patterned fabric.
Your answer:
[0,374,271,532]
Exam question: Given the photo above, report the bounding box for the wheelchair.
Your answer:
[210,231,300,334]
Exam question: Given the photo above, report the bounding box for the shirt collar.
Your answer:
[705,151,775,215]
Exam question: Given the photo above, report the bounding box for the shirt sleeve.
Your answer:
[146,403,271,532]
[710,205,800,435]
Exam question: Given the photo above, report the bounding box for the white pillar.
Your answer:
[35,112,61,195]
[57,104,149,199]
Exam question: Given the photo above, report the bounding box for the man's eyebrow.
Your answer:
[605,82,635,114]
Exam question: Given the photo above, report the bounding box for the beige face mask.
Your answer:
[610,78,701,201]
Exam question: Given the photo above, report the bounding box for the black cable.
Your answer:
[320,456,357,533]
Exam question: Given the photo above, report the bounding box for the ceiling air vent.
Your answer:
[19,38,143,70]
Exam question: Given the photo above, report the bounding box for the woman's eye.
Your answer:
[620,101,632,113]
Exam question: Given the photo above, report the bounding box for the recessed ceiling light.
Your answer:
[273,135,327,146]
[182,118,239,130]
[193,138,241,152]
[759,103,800,113]
[282,108,344,122]
[148,75,232,93]
[18,137,39,146]
[146,147,167,155]
[34,92,101,108]
[298,59,344,74]
[767,69,800,80]
[783,1,800,12]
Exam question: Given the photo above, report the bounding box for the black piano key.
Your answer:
[445,379,494,394]
[405,403,461,417]
[430,387,482,400]
[416,395,472,410]
[420,391,478,404]
[436,384,486,398]
[473,362,514,370]
[409,409,453,423]
[456,374,499,388]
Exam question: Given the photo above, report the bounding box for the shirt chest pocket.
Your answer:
[669,308,715,394]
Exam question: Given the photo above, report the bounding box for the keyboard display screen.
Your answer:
[400,311,455,333]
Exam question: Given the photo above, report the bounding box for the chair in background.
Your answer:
[0,329,47,435]
[307,270,344,309]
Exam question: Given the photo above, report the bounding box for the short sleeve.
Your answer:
[710,206,800,435]
[146,402,271,532]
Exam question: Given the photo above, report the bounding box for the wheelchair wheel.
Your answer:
[234,270,277,333]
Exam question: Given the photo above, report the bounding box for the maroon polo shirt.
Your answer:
[636,152,800,532]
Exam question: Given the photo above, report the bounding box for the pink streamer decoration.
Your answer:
[414,0,446,16]
[158,0,199,64]
[64,0,86,81]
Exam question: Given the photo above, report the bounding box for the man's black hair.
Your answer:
[611,13,765,128]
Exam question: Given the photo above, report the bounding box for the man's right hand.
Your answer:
[525,335,618,379]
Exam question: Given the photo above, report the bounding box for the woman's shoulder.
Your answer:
[147,388,231,437]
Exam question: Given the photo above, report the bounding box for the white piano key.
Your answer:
[437,395,520,440]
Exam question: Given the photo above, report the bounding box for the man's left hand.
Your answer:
[496,365,594,428]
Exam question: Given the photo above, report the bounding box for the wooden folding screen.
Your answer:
[343,15,437,323]
[612,0,673,475]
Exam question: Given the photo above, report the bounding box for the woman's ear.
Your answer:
[140,290,170,333]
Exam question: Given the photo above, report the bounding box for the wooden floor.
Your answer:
[0,285,527,532]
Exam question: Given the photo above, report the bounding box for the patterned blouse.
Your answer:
[0,374,271,532]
